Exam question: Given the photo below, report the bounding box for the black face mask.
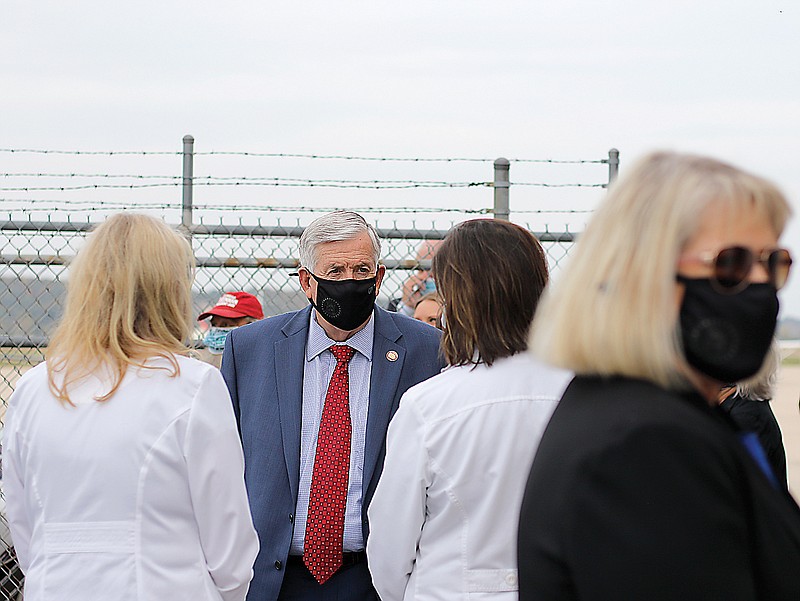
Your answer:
[677,276,778,383]
[308,273,377,331]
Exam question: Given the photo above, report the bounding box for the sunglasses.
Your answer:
[685,246,793,293]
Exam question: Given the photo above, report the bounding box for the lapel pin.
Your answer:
[386,350,399,362]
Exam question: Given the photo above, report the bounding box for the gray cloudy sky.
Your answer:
[3,1,800,315]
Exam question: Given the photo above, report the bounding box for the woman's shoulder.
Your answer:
[7,362,49,403]
[109,354,221,408]
[566,374,676,399]
[144,353,221,391]
[400,353,571,418]
[14,360,48,382]
[140,353,215,376]
[565,375,706,416]
[400,362,469,401]
[556,375,736,453]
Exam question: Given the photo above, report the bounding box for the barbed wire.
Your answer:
[0,179,606,192]
[0,149,178,156]
[1,199,591,215]
[1,183,183,191]
[1,198,175,206]
[511,208,594,214]
[2,173,604,186]
[1,175,491,186]
[1,172,181,179]
[194,151,605,164]
[0,148,607,164]
[0,180,490,191]
[1,204,498,215]
[1,199,179,211]
[1,199,493,213]
[507,182,605,188]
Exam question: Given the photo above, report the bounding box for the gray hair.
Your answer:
[736,340,780,401]
[298,211,381,271]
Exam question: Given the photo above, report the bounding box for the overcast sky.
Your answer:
[3,1,799,316]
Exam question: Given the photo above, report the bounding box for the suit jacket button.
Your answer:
[289,513,294,523]
[275,560,282,570]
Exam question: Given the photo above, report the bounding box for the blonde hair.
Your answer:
[46,213,195,404]
[530,151,791,390]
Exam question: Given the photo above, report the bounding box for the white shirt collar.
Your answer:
[305,308,375,362]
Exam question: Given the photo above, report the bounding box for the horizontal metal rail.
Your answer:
[0,220,577,243]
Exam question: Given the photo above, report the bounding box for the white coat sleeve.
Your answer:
[367,394,430,601]
[184,368,260,601]
[2,392,32,573]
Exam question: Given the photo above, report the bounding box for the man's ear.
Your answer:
[374,264,387,297]
[298,267,314,300]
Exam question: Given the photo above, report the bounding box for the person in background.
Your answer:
[221,211,443,601]
[0,407,23,601]
[197,291,264,368]
[517,151,800,600]
[718,340,787,490]
[396,239,442,316]
[2,213,259,601]
[412,291,444,329]
[367,219,571,601]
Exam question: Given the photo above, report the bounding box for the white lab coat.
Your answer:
[2,355,259,601]
[367,354,571,601]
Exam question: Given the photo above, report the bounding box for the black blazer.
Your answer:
[518,376,800,601]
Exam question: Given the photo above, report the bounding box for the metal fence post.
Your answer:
[493,157,510,220]
[607,148,619,184]
[182,135,194,232]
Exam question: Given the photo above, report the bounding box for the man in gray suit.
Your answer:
[221,211,443,601]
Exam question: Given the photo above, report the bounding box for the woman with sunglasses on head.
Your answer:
[517,152,800,601]
[3,214,259,601]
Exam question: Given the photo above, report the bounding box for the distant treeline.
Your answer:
[1,278,309,342]
[4,276,799,341]
[779,318,800,340]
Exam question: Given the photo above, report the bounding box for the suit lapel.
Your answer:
[275,306,312,504]
[363,308,405,494]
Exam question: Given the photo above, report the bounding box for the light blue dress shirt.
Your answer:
[290,310,374,554]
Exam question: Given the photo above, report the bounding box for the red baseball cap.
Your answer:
[197,291,264,321]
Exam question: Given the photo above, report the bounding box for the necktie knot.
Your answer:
[330,344,355,365]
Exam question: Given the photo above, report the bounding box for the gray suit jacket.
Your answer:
[221,305,443,601]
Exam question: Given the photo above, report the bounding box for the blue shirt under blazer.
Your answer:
[221,305,444,601]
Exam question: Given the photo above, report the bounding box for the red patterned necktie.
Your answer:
[304,344,356,584]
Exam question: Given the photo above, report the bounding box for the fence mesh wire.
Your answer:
[0,211,581,389]
[0,145,609,599]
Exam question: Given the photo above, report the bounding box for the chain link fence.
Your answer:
[0,212,582,390]
[0,142,615,599]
